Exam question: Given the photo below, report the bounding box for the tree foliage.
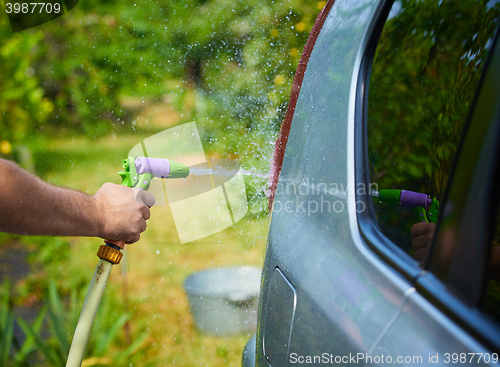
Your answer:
[0,19,53,157]
[1,0,326,162]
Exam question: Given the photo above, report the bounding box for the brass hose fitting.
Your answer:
[97,244,123,265]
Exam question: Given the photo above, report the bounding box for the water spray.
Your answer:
[65,157,189,367]
[373,189,440,223]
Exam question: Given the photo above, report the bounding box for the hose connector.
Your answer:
[97,244,123,264]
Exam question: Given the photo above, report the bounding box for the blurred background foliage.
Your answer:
[0,0,327,167]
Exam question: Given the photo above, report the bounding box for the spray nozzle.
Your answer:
[375,189,439,223]
[118,156,190,190]
[377,189,431,208]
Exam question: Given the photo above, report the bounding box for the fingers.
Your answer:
[122,211,149,244]
[126,235,141,245]
[128,210,149,244]
[411,222,436,238]
[411,223,436,266]
[414,247,428,263]
[132,188,154,220]
[412,234,432,249]
[95,183,155,246]
[125,189,153,244]
[140,217,147,233]
[143,191,156,207]
[141,205,151,220]
[134,188,156,208]
[123,221,146,245]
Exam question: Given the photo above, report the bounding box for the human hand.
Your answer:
[93,183,156,246]
[411,222,436,265]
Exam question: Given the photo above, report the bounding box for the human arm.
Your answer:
[0,159,155,244]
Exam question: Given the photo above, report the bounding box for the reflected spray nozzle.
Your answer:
[118,156,190,190]
[377,189,431,208]
[374,189,439,223]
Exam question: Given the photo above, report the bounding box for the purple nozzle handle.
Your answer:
[135,157,171,178]
[399,190,432,209]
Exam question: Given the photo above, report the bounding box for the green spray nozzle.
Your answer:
[378,189,402,205]
[118,156,190,190]
[375,189,439,223]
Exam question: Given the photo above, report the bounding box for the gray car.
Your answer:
[243,0,500,365]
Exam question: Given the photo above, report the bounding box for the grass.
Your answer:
[18,129,270,366]
[0,280,47,367]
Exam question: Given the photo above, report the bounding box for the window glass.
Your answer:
[367,0,500,255]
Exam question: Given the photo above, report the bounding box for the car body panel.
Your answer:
[253,0,500,366]
[256,0,414,365]
[373,291,494,366]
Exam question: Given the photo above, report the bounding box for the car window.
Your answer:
[367,0,500,256]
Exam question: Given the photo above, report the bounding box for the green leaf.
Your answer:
[0,280,13,367]
[0,309,14,367]
[17,317,63,367]
[48,280,70,357]
[14,305,48,366]
[114,332,149,364]
[94,313,131,356]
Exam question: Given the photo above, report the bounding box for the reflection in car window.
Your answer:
[367,0,500,254]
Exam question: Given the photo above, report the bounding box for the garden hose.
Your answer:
[65,242,123,367]
[65,156,189,366]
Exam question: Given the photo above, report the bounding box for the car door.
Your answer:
[256,1,417,366]
[356,0,500,365]
[365,21,500,365]
[254,0,500,366]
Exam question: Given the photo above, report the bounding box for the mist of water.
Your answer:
[189,166,270,179]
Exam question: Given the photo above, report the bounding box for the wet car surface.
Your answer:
[244,0,500,366]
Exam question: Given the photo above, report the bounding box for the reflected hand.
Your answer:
[411,222,436,265]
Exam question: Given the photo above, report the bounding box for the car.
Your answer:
[243,0,500,366]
